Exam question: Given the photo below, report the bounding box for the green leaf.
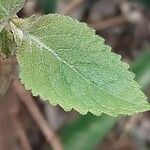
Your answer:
[61,114,117,150]
[12,14,150,116]
[0,28,16,57]
[60,54,150,150]
[0,0,24,30]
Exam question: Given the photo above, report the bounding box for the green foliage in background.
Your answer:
[130,51,150,90]
[137,0,150,7]
[62,114,117,150]
[38,0,56,14]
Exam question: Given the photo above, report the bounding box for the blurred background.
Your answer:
[0,0,150,150]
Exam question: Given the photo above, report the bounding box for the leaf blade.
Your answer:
[13,14,150,116]
[0,0,24,29]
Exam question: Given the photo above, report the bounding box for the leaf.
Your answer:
[61,114,117,150]
[0,0,24,30]
[61,57,150,150]
[12,14,150,116]
[0,28,16,57]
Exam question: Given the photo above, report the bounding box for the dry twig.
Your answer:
[10,100,32,150]
[89,15,127,30]
[13,79,63,150]
[62,0,85,15]
[12,117,32,150]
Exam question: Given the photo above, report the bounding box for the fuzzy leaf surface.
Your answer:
[13,14,150,116]
[0,0,24,30]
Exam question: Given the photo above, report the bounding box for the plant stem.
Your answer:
[13,79,63,150]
